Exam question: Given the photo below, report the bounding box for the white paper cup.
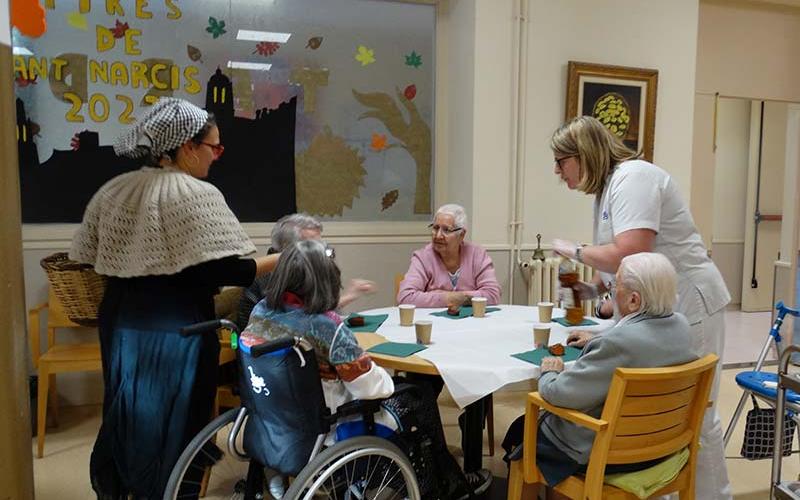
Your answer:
[471,297,488,317]
[533,324,551,349]
[399,304,416,326]
[537,301,554,323]
[415,320,433,344]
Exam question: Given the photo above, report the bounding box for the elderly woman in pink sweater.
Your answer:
[398,204,502,308]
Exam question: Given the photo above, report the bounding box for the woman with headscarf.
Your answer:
[70,98,278,499]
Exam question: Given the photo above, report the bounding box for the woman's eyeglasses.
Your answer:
[554,155,575,170]
[428,224,463,236]
[200,141,225,159]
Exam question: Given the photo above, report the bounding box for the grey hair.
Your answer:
[263,239,341,314]
[618,252,677,317]
[270,213,323,253]
[434,203,468,230]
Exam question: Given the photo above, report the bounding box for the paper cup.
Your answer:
[415,320,433,344]
[533,324,551,349]
[399,304,416,326]
[537,301,554,323]
[471,297,488,317]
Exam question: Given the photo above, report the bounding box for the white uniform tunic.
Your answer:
[593,159,732,500]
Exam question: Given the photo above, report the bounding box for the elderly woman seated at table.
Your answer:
[502,252,698,487]
[242,239,482,499]
[397,203,501,307]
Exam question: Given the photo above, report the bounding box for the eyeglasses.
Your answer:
[428,224,463,236]
[200,141,225,159]
[554,155,575,170]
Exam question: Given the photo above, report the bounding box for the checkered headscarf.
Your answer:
[114,98,209,159]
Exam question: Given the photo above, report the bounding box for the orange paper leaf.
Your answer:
[370,133,388,152]
[11,0,47,37]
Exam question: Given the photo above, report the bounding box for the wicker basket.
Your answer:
[40,252,107,327]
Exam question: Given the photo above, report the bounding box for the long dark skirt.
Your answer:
[90,278,219,499]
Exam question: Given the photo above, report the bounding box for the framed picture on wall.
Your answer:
[565,61,658,161]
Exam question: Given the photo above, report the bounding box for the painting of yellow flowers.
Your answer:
[565,61,658,161]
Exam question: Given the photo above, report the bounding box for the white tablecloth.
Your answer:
[361,304,613,409]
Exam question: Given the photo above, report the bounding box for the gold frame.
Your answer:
[565,61,659,161]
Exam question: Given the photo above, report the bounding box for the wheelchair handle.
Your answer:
[250,336,297,358]
[180,319,239,337]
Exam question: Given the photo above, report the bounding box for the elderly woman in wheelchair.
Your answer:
[165,240,478,500]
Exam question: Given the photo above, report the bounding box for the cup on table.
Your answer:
[399,304,416,326]
[471,296,488,318]
[537,301,554,323]
[533,324,551,349]
[415,320,433,345]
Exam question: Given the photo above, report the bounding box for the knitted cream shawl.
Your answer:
[70,166,256,277]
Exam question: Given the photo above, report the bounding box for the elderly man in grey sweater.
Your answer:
[504,252,699,487]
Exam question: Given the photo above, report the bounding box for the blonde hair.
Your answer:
[550,116,640,195]
[618,252,677,317]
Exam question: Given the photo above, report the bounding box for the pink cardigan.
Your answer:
[396,242,502,307]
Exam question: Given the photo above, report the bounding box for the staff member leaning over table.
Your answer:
[502,252,698,489]
[548,116,732,499]
[396,202,500,495]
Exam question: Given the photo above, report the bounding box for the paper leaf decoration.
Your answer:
[403,84,416,101]
[187,45,203,62]
[110,19,129,39]
[404,51,422,68]
[253,41,280,56]
[295,126,367,216]
[11,0,47,37]
[306,36,323,49]
[381,190,399,211]
[206,17,226,39]
[370,133,388,152]
[66,11,88,31]
[355,45,375,66]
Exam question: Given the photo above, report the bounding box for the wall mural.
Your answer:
[13,0,435,223]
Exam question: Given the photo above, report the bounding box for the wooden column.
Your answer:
[0,1,35,497]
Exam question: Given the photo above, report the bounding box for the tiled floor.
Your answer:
[32,365,800,499]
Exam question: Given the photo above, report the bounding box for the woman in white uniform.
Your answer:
[549,116,732,500]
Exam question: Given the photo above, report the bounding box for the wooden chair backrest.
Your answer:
[394,273,404,304]
[595,354,718,465]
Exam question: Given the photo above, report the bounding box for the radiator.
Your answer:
[525,257,596,316]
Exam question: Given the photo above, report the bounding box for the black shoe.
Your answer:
[464,469,492,497]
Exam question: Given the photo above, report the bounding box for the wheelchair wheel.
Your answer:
[284,436,420,500]
[163,407,265,499]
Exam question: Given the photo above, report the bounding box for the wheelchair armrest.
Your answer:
[331,398,382,421]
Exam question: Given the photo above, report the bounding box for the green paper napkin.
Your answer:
[511,345,582,365]
[367,342,428,357]
[345,313,389,332]
[552,316,598,327]
[430,305,501,319]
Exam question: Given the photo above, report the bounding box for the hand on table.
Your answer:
[443,291,469,307]
[566,330,594,348]
[540,356,564,373]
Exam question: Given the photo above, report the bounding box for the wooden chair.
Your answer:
[28,288,102,458]
[394,273,405,304]
[507,354,718,500]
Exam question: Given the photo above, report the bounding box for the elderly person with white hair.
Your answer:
[236,212,376,329]
[502,252,698,488]
[397,203,501,307]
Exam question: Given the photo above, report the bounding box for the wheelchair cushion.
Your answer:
[735,371,800,403]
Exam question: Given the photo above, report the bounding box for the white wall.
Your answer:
[711,98,750,304]
[521,0,700,246]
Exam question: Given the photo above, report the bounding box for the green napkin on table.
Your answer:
[511,345,582,365]
[367,342,427,357]
[552,316,598,327]
[430,305,501,319]
[344,313,389,332]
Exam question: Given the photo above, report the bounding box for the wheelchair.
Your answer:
[163,318,422,500]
